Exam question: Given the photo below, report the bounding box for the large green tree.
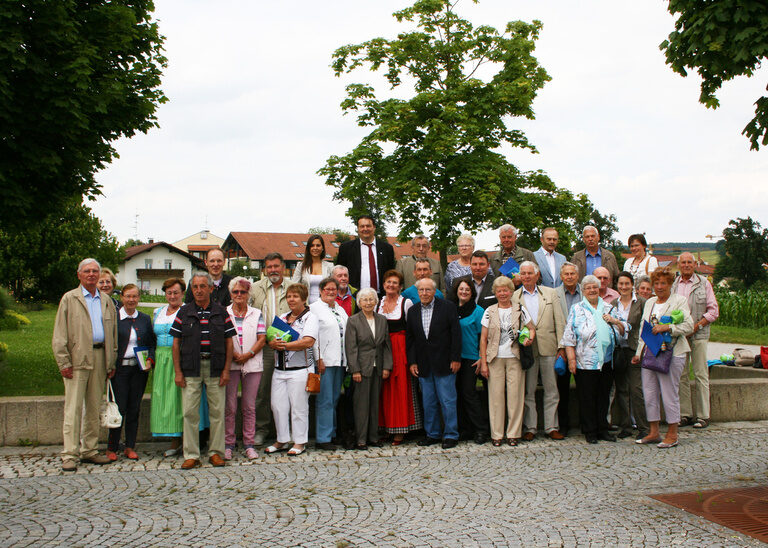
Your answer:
[0,0,167,227]
[319,0,586,264]
[660,0,768,150]
[0,200,122,301]
[714,217,768,287]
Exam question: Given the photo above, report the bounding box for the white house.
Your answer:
[173,229,225,260]
[116,241,206,295]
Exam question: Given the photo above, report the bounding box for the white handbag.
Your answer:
[100,380,122,428]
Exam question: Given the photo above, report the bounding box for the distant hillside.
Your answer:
[651,242,717,250]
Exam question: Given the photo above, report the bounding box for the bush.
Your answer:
[0,287,13,317]
[715,289,768,329]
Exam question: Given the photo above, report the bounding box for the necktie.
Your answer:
[364,243,378,290]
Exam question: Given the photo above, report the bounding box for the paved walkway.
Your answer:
[1,421,767,546]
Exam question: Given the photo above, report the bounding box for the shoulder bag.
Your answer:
[100,380,122,428]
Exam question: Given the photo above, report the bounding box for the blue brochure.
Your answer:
[640,320,663,355]
[498,256,520,277]
[271,316,300,341]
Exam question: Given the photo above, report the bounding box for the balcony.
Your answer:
[136,268,185,279]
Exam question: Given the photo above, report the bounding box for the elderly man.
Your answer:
[673,252,719,429]
[490,224,536,287]
[448,251,497,309]
[533,228,566,288]
[515,261,566,441]
[571,226,619,283]
[52,258,118,471]
[249,252,291,446]
[335,215,396,293]
[172,272,235,469]
[594,267,620,302]
[406,279,462,449]
[402,258,445,304]
[185,247,233,306]
[396,234,445,292]
[555,262,581,436]
[333,265,358,317]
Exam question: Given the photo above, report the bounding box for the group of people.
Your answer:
[52,217,719,471]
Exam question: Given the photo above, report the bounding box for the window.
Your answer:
[302,241,307,245]
[332,242,339,247]
[290,241,298,247]
[296,253,304,258]
[394,243,401,247]
[144,259,153,269]
[140,280,151,291]
[164,259,172,269]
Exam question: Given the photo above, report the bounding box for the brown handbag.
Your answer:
[305,372,321,394]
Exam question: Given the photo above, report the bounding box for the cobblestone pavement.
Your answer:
[2,422,767,547]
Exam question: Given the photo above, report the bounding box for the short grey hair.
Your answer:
[582,225,599,237]
[499,224,518,235]
[77,258,100,273]
[413,257,431,269]
[635,274,651,288]
[519,260,539,274]
[416,278,437,290]
[560,261,577,274]
[412,234,429,243]
[456,233,475,246]
[332,264,349,276]
[581,275,600,291]
[356,287,379,306]
[191,271,213,286]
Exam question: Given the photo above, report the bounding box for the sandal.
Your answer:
[507,438,518,447]
[693,418,709,429]
[491,439,502,447]
[264,443,289,455]
[657,439,679,448]
[679,417,694,427]
[287,446,306,456]
[635,435,662,445]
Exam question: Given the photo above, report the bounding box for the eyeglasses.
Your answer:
[231,290,248,295]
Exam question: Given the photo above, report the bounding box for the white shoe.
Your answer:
[253,433,266,447]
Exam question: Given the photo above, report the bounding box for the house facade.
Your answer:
[117,242,206,295]
[173,230,225,260]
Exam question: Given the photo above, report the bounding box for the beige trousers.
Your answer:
[488,357,525,440]
[678,338,710,420]
[62,350,106,462]
[182,359,226,460]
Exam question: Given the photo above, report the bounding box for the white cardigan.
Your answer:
[634,293,694,358]
[309,299,348,368]
[226,304,265,373]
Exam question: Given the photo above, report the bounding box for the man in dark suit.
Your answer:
[335,215,396,293]
[447,251,497,309]
[406,278,462,448]
[184,247,233,306]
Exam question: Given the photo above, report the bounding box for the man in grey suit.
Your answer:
[396,235,445,292]
[555,262,582,436]
[570,226,619,284]
[533,228,566,288]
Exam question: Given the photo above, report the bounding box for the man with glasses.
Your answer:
[396,234,444,292]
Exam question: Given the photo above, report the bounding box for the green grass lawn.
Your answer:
[0,306,157,397]
[710,325,768,346]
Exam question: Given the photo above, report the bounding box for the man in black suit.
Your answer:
[335,215,395,293]
[184,247,233,306]
[447,250,497,309]
[406,278,462,449]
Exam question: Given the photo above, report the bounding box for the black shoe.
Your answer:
[355,444,368,451]
[608,425,619,432]
[418,437,441,447]
[617,430,634,439]
[315,442,337,451]
[473,432,487,445]
[598,432,617,442]
[679,417,694,427]
[586,436,598,444]
[368,440,383,448]
[442,438,458,449]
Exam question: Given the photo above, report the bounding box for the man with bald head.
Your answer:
[672,252,719,429]
[593,267,619,302]
[490,224,536,287]
[571,226,619,283]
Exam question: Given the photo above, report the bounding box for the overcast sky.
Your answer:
[90,0,768,250]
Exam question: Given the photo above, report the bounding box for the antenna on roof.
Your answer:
[132,211,139,240]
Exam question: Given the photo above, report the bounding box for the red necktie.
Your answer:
[365,243,378,290]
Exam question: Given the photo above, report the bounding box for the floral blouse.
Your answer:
[560,298,629,371]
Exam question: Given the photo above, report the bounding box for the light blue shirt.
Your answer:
[585,249,602,277]
[522,286,540,325]
[81,285,104,344]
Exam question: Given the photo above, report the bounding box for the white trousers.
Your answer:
[271,368,310,444]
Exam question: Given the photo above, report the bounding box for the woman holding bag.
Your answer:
[225,277,267,460]
[632,267,693,448]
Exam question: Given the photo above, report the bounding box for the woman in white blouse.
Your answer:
[309,277,349,450]
[292,235,334,304]
[624,234,658,281]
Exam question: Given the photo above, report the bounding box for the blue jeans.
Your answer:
[315,367,344,443]
[420,372,458,440]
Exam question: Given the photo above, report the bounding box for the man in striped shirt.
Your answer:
[172,272,236,469]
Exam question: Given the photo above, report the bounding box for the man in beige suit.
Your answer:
[514,261,566,441]
[570,226,619,284]
[52,258,118,471]
[396,235,444,292]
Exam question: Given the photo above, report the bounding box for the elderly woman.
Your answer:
[444,233,475,291]
[479,276,535,446]
[635,275,653,300]
[345,288,393,450]
[150,278,188,456]
[225,277,267,460]
[561,275,627,444]
[98,267,121,309]
[376,270,421,444]
[607,271,648,440]
[310,277,348,450]
[624,234,658,281]
[632,267,694,448]
[292,234,334,304]
[107,284,156,461]
[266,283,318,456]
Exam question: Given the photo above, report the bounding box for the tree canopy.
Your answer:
[714,217,768,288]
[0,0,167,227]
[319,0,595,262]
[660,0,768,150]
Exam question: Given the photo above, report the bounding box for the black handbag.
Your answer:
[518,304,535,371]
